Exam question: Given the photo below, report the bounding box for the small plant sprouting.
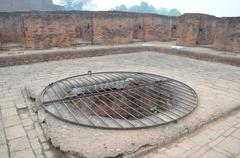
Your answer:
[149,105,160,114]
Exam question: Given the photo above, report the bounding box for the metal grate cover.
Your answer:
[40,72,198,129]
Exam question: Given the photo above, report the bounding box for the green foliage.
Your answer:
[157,7,169,15]
[129,2,157,14]
[113,1,181,16]
[59,0,91,10]
[115,4,128,12]
[168,9,181,16]
[149,105,160,114]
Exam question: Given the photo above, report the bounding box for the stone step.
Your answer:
[1,42,24,51]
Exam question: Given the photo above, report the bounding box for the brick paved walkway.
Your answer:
[0,52,239,158]
[143,110,240,158]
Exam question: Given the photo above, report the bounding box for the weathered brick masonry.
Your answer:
[22,12,92,49]
[92,12,139,44]
[0,13,23,44]
[91,12,177,44]
[176,13,218,46]
[0,11,177,48]
[176,13,240,53]
[0,11,239,52]
[143,15,177,41]
[213,17,240,52]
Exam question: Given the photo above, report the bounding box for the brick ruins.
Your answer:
[0,11,239,53]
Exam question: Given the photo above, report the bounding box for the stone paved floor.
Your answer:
[143,109,240,158]
[0,52,239,158]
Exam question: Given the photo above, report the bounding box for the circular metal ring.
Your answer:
[40,72,198,130]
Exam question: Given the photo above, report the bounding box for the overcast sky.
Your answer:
[53,0,240,17]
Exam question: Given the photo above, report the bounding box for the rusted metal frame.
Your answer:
[135,73,196,98]
[101,74,179,120]
[42,79,164,105]
[85,75,165,124]
[95,74,174,122]
[68,78,128,128]
[146,85,194,110]
[48,84,83,123]
[68,79,140,127]
[111,73,194,112]
[140,73,196,100]
[135,73,197,106]
[44,93,64,118]
[109,73,191,115]
[39,72,198,130]
[136,86,190,114]
[128,73,197,106]
[62,79,111,127]
[160,83,197,101]
[53,81,99,126]
[40,80,96,127]
[133,74,198,109]
[75,76,152,126]
[57,81,98,126]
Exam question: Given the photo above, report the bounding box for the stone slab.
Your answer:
[0,51,239,158]
[32,52,240,158]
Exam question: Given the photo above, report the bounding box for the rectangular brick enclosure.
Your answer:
[0,11,239,53]
[0,11,177,49]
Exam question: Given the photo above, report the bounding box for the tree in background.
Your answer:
[59,0,91,10]
[168,9,181,16]
[114,4,128,12]
[113,1,181,16]
[157,7,169,16]
[129,2,157,14]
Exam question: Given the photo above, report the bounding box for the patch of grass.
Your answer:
[149,105,160,114]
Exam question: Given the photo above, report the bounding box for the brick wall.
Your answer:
[197,14,218,45]
[213,17,240,53]
[0,11,239,53]
[92,12,141,44]
[21,11,175,47]
[143,15,176,41]
[176,13,240,53]
[92,12,176,44]
[176,14,217,46]
[0,11,190,49]
[22,12,92,49]
[0,13,23,44]
[132,16,144,41]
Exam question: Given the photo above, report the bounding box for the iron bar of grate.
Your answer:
[50,83,100,126]
[59,80,113,127]
[120,72,197,104]
[44,92,63,118]
[66,85,135,127]
[42,79,166,105]
[103,74,186,118]
[68,78,138,127]
[108,73,191,114]
[137,73,196,97]
[49,86,81,123]
[40,72,198,129]
[81,75,164,124]
[135,73,198,105]
[104,72,197,112]
[49,80,110,127]
[56,81,118,127]
[111,73,196,110]
[93,74,174,122]
[63,79,113,127]
[73,76,158,125]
